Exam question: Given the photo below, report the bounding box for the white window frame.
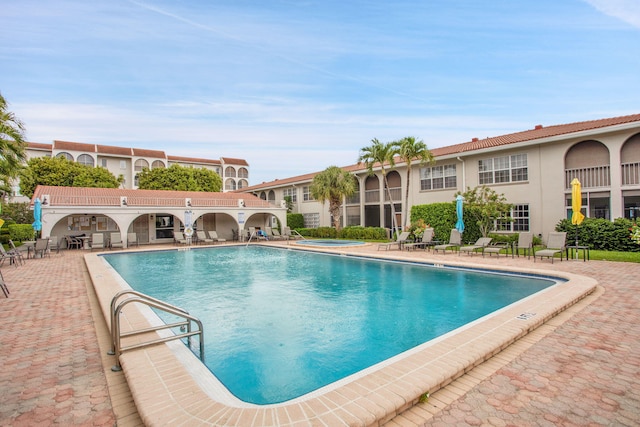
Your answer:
[420,164,457,190]
[479,154,528,185]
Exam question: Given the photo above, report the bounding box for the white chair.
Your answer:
[91,233,104,251]
[109,233,124,249]
[127,232,139,248]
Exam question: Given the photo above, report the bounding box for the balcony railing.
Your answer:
[565,166,610,189]
[364,189,380,203]
[384,187,402,202]
[345,194,360,205]
[622,162,640,186]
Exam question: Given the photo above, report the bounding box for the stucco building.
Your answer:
[240,113,640,239]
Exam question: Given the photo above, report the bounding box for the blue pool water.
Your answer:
[103,246,557,405]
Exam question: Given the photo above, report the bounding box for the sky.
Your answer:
[2,0,640,185]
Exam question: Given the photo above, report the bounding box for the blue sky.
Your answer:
[2,0,639,184]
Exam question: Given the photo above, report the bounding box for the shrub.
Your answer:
[555,217,639,252]
[8,224,36,242]
[411,202,482,243]
[287,213,304,230]
[339,226,386,240]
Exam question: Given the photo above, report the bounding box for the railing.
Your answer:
[47,195,273,208]
[345,194,360,205]
[364,189,380,203]
[564,166,610,189]
[109,290,204,372]
[384,187,402,202]
[622,162,640,186]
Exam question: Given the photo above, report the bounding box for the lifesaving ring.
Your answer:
[184,227,194,237]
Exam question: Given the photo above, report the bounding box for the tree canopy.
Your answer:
[394,136,434,229]
[0,93,28,194]
[19,156,123,198]
[309,166,357,231]
[456,186,513,237]
[137,163,222,192]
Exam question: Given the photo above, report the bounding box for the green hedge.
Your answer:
[338,226,387,240]
[410,202,482,243]
[556,217,639,252]
[287,213,304,229]
[7,224,36,243]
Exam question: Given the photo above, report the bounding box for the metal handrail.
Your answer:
[109,290,204,371]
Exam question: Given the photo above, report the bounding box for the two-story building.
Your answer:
[240,113,640,239]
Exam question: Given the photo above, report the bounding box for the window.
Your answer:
[101,158,108,167]
[135,159,149,172]
[152,160,165,169]
[120,160,126,170]
[303,186,314,201]
[238,167,249,178]
[77,154,94,167]
[225,178,237,191]
[237,179,248,189]
[56,152,73,161]
[420,164,457,190]
[225,166,236,178]
[496,204,530,232]
[479,154,528,184]
[303,213,320,228]
[283,188,297,202]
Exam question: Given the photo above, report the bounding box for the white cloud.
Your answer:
[583,0,640,28]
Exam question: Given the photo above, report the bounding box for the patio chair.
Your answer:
[483,241,511,257]
[272,229,287,240]
[265,227,284,240]
[33,238,50,258]
[403,228,436,251]
[433,229,462,254]
[91,233,105,251]
[174,231,189,245]
[377,231,410,251]
[207,230,227,243]
[248,227,266,241]
[514,232,534,259]
[109,233,124,249]
[127,232,139,248]
[459,237,492,256]
[66,235,83,250]
[196,230,213,245]
[8,240,26,264]
[0,270,9,297]
[0,244,21,266]
[534,232,567,263]
[47,236,60,254]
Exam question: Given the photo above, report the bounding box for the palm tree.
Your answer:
[309,166,357,231]
[394,136,434,229]
[358,138,399,233]
[0,93,27,195]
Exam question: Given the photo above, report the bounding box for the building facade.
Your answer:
[241,114,640,239]
[17,140,250,198]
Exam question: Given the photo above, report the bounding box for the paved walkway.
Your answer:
[0,245,639,426]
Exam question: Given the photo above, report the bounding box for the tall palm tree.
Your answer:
[309,166,357,231]
[358,138,400,233]
[0,93,27,195]
[394,136,434,229]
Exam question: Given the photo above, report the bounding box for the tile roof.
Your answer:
[221,157,249,166]
[97,145,133,156]
[27,142,53,151]
[32,186,272,208]
[242,113,640,191]
[53,140,96,152]
[131,148,166,158]
[168,155,222,165]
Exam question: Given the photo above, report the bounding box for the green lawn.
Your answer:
[589,250,640,263]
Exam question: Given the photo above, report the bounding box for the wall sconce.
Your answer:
[186,198,192,207]
[42,195,50,205]
[121,196,128,206]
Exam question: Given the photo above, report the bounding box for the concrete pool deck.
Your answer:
[1,242,639,426]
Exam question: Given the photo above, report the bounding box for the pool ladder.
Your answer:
[108,290,205,372]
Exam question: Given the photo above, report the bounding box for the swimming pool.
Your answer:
[103,245,558,405]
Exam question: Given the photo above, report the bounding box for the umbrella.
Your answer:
[32,197,42,234]
[455,195,465,233]
[570,178,585,246]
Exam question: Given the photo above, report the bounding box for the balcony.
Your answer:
[364,189,380,203]
[384,187,402,202]
[622,162,640,186]
[564,166,610,189]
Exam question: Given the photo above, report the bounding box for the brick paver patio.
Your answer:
[1,245,638,426]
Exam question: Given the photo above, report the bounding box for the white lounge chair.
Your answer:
[196,230,213,245]
[534,232,566,263]
[208,230,226,243]
[403,228,436,251]
[459,237,492,256]
[433,229,462,254]
[109,233,124,249]
[91,233,104,251]
[377,231,410,251]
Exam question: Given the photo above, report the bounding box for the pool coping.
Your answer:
[84,244,598,426]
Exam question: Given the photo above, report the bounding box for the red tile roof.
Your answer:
[97,145,133,156]
[242,113,640,191]
[132,148,166,158]
[54,140,96,152]
[221,157,249,166]
[27,142,52,151]
[168,155,222,165]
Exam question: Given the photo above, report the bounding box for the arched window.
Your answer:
[225,178,237,191]
[238,167,249,178]
[152,160,165,169]
[225,166,237,178]
[237,179,249,189]
[77,154,94,167]
[259,192,267,200]
[56,152,73,161]
[135,159,149,172]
